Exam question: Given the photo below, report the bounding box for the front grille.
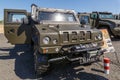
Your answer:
[72,32,77,42]
[80,31,86,41]
[63,32,69,42]
[62,31,92,43]
[86,31,92,40]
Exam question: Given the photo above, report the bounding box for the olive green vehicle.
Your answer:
[4,4,105,76]
[78,12,120,38]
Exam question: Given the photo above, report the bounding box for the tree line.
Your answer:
[0,20,3,24]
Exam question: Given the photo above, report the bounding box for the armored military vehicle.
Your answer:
[78,12,120,38]
[4,4,105,75]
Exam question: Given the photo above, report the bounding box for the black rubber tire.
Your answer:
[34,52,50,77]
[114,35,120,39]
[35,63,49,76]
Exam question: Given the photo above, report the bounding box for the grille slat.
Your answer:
[80,31,86,41]
[63,32,69,42]
[86,31,92,40]
[72,32,77,42]
[62,31,92,43]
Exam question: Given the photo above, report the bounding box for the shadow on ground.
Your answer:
[0,45,108,80]
[38,63,108,80]
[0,44,35,79]
[111,37,120,41]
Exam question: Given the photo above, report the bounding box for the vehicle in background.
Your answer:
[114,14,120,20]
[78,12,120,38]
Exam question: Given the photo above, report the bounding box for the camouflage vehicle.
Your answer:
[78,12,120,38]
[4,4,105,75]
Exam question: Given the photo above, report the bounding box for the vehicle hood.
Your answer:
[35,24,93,33]
[102,19,120,24]
[54,25,92,31]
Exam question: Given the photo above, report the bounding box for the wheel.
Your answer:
[114,35,120,39]
[34,51,50,76]
[35,63,49,76]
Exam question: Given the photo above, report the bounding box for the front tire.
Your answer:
[114,35,120,39]
[34,51,50,76]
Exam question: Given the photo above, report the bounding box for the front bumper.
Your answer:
[39,42,102,54]
[37,43,106,64]
[47,49,106,64]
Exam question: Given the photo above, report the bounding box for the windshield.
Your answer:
[38,11,76,22]
[99,13,114,19]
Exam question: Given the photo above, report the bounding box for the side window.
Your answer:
[67,14,76,22]
[7,13,26,23]
[80,16,90,24]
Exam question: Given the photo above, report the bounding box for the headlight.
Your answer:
[43,37,50,44]
[53,39,57,44]
[95,33,102,40]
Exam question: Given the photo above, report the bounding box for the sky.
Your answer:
[0,0,120,20]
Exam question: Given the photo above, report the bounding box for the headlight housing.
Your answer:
[53,39,58,44]
[43,37,50,44]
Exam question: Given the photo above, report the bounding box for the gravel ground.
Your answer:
[0,24,4,33]
[0,33,120,80]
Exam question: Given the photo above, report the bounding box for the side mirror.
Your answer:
[22,18,29,24]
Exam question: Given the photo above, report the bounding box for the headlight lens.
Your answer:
[53,39,57,44]
[43,37,50,44]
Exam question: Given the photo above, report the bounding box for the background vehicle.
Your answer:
[4,4,104,76]
[114,14,120,20]
[78,12,120,38]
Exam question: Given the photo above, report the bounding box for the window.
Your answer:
[7,13,26,23]
[39,11,76,22]
[80,16,90,24]
[99,13,114,19]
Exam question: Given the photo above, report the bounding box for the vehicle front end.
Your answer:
[31,4,105,75]
[37,25,104,64]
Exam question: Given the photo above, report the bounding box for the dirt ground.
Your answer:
[0,24,4,33]
[0,34,120,80]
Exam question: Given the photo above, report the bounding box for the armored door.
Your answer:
[4,9,32,44]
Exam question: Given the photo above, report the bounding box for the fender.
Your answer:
[97,20,114,30]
